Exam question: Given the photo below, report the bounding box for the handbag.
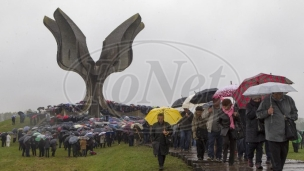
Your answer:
[273,100,297,141]
[257,119,265,134]
[196,127,208,140]
[231,126,244,140]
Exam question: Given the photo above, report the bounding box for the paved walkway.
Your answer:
[168,147,304,171]
[146,144,304,170]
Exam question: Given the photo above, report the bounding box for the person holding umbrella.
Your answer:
[192,106,208,160]
[50,138,58,157]
[45,138,51,158]
[257,92,298,171]
[151,113,172,170]
[218,99,241,166]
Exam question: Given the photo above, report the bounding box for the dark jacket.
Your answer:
[151,121,172,155]
[257,95,298,142]
[44,138,50,148]
[177,111,194,131]
[218,108,241,136]
[245,99,265,143]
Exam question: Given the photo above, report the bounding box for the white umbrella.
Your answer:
[243,82,297,96]
[182,94,204,108]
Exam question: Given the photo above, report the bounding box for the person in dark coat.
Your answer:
[257,93,298,171]
[237,108,248,162]
[128,129,134,147]
[116,131,122,145]
[1,133,7,147]
[51,139,57,157]
[38,139,45,157]
[30,137,37,156]
[176,108,194,152]
[12,115,16,125]
[21,141,26,156]
[246,96,265,169]
[24,140,31,157]
[151,113,172,170]
[192,106,208,160]
[106,133,112,147]
[218,99,241,166]
[44,138,50,158]
[58,131,64,148]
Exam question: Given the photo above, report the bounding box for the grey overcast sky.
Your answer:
[1,0,304,116]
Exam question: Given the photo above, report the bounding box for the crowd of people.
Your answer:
[151,92,300,171]
[0,91,302,171]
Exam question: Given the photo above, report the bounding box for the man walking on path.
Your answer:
[203,99,222,161]
[257,92,298,171]
[177,108,193,152]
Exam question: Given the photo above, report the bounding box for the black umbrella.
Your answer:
[171,97,187,108]
[50,139,57,145]
[23,135,32,143]
[93,128,103,133]
[64,135,73,143]
[189,88,218,104]
[12,128,17,133]
[18,135,26,142]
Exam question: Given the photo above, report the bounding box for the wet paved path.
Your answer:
[146,144,304,170]
[169,147,304,171]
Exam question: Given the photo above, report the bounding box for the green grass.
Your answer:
[287,141,304,161]
[0,119,191,171]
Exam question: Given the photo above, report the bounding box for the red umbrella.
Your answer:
[232,73,293,109]
[213,84,239,99]
[56,114,63,119]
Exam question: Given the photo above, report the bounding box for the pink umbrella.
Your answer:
[213,84,239,99]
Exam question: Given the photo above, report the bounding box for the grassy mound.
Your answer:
[0,119,191,171]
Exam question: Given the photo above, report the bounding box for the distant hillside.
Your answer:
[0,112,16,122]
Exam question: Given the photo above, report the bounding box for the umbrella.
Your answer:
[7,131,14,134]
[182,94,204,108]
[85,133,93,138]
[131,123,143,130]
[23,135,32,143]
[18,135,27,142]
[232,73,293,109]
[64,135,73,143]
[32,127,38,130]
[74,124,83,128]
[213,84,239,99]
[69,136,79,144]
[189,88,218,104]
[171,97,187,108]
[12,128,17,133]
[50,139,57,145]
[243,82,297,96]
[94,128,103,133]
[145,107,182,125]
[23,126,30,132]
[33,132,41,137]
[98,132,106,136]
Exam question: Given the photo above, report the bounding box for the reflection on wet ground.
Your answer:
[167,147,304,171]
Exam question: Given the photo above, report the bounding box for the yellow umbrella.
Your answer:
[145,107,182,125]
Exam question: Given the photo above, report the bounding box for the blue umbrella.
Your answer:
[23,126,30,132]
[69,136,79,144]
[85,133,93,138]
